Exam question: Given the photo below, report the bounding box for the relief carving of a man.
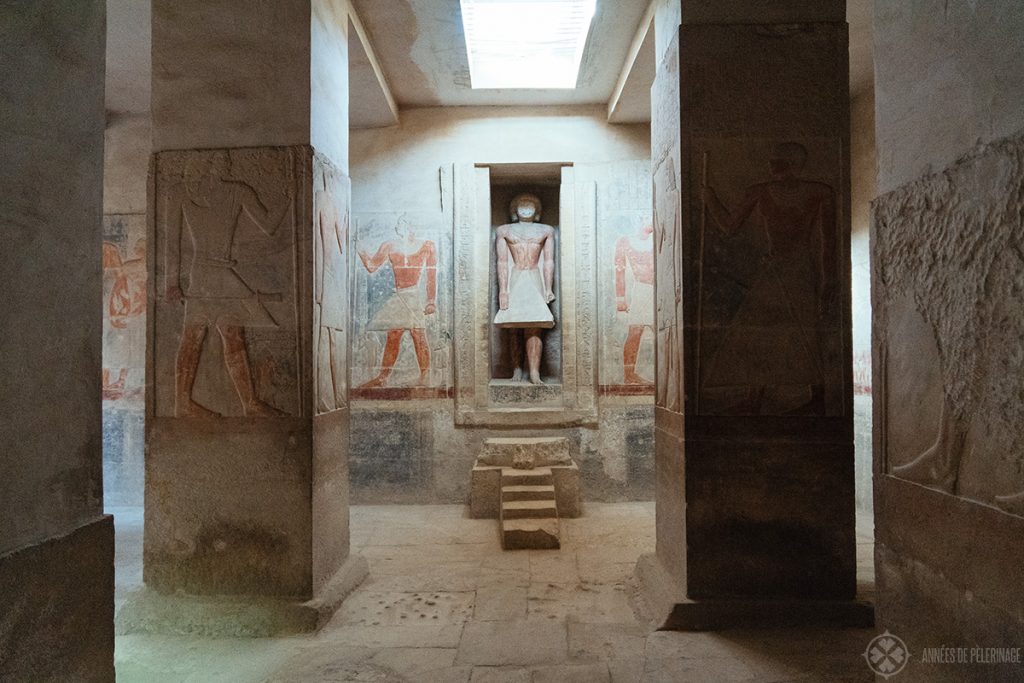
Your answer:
[494,193,556,385]
[700,142,837,415]
[164,152,291,418]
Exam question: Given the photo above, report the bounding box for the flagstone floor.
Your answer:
[112,503,876,682]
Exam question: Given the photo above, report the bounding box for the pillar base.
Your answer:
[116,554,368,637]
[634,554,874,631]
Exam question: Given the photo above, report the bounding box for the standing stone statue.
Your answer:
[494,193,556,385]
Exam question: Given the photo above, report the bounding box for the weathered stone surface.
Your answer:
[874,133,1024,511]
[1,1,112,678]
[480,437,573,468]
[868,4,1024,665]
[502,520,560,551]
[151,0,311,152]
[456,621,568,666]
[0,517,114,682]
[874,0,1024,194]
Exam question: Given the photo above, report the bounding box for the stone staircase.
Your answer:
[500,467,560,549]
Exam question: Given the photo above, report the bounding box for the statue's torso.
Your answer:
[499,223,553,270]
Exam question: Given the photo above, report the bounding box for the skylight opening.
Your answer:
[460,0,598,90]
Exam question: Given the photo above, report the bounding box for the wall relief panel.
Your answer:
[153,147,308,418]
[875,133,1024,516]
[351,211,450,399]
[590,161,654,396]
[692,138,845,417]
[313,156,350,414]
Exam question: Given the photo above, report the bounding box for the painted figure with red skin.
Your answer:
[358,217,437,388]
[614,223,654,385]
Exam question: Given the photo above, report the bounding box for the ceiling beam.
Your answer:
[348,2,399,128]
[607,0,656,124]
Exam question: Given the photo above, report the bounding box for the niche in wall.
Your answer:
[488,165,564,385]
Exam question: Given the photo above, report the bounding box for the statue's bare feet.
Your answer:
[359,373,390,389]
[511,367,524,383]
[179,399,221,419]
[529,370,543,385]
[244,400,286,417]
[624,370,651,385]
[415,370,429,387]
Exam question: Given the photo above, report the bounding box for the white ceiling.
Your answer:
[349,0,652,107]
[103,0,875,122]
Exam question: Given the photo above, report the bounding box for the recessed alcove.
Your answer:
[487,163,566,390]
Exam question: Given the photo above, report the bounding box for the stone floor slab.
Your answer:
[457,621,568,666]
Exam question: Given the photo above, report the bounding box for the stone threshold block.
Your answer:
[470,437,581,519]
[634,554,874,631]
[115,554,368,637]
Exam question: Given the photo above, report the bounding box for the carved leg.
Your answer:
[891,398,962,493]
[220,325,285,417]
[410,328,431,386]
[526,328,543,385]
[623,325,650,385]
[175,323,221,417]
[316,325,335,413]
[328,328,344,408]
[509,329,524,382]
[361,328,404,389]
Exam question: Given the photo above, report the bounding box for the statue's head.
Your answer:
[769,142,808,179]
[509,193,542,223]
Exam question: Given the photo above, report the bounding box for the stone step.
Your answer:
[501,500,558,520]
[502,518,560,550]
[500,467,553,486]
[501,484,556,502]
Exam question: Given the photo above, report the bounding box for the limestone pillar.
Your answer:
[129,0,364,634]
[0,1,114,678]
[640,0,870,628]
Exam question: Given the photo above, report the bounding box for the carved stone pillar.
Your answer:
[125,0,365,635]
[640,0,872,628]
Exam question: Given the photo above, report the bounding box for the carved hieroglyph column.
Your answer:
[138,0,364,632]
[641,0,870,628]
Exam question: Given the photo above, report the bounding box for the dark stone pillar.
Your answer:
[0,1,114,678]
[640,0,871,629]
